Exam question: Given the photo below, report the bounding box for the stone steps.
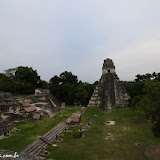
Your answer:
[21,121,67,156]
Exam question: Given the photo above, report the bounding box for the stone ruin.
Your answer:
[35,89,50,95]
[61,102,65,110]
[66,107,86,126]
[66,113,81,126]
[0,92,11,100]
[0,90,60,137]
[87,58,130,111]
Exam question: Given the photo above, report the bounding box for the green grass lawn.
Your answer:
[0,106,80,152]
[42,107,160,160]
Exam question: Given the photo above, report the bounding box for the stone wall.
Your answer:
[0,92,11,102]
[0,120,9,136]
[0,92,59,136]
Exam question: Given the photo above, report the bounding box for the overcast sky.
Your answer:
[0,0,160,83]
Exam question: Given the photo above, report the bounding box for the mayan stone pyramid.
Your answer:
[87,58,130,111]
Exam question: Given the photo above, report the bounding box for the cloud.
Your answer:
[0,0,160,83]
[108,25,160,81]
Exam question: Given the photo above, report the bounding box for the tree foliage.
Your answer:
[49,71,96,106]
[0,66,42,94]
[123,72,160,137]
[0,73,15,92]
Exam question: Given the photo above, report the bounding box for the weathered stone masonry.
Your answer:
[87,58,130,111]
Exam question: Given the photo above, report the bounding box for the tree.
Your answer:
[130,80,160,137]
[49,71,96,105]
[131,81,160,117]
[4,68,17,92]
[135,74,144,82]
[38,80,49,89]
[152,119,160,137]
[49,72,78,105]
[123,72,160,137]
[15,66,40,94]
[75,82,88,105]
[49,76,61,95]
[1,66,41,94]
[60,71,78,84]
[0,73,15,92]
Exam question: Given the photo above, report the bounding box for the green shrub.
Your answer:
[152,119,160,138]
